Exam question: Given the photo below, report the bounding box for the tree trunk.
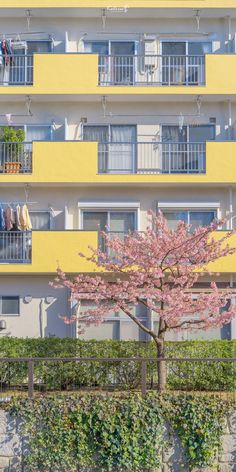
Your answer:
[156,339,166,391]
[155,317,167,391]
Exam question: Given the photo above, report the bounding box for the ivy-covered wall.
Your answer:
[0,394,235,472]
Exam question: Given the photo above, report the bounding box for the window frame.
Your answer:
[162,208,218,229]
[0,296,20,316]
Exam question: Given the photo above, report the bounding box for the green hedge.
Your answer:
[9,393,231,471]
[0,338,235,391]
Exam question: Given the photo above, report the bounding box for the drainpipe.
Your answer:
[226,16,232,52]
[228,187,233,230]
[227,100,232,141]
[230,275,236,340]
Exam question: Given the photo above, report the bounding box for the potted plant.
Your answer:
[0,127,25,174]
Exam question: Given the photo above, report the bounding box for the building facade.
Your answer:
[0,0,236,341]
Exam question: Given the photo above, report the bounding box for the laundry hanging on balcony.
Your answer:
[0,204,32,231]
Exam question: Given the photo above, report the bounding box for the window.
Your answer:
[163,210,216,231]
[27,40,53,54]
[162,125,215,143]
[0,296,19,315]
[30,211,51,230]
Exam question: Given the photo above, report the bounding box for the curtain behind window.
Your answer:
[30,211,51,230]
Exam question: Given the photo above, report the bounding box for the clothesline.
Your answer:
[0,202,37,206]
[0,32,54,38]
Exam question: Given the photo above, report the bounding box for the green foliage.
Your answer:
[0,126,25,162]
[9,393,230,471]
[0,338,235,392]
[162,394,231,469]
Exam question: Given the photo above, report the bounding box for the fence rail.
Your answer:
[0,357,234,398]
[0,55,33,85]
[98,142,206,174]
[0,142,32,173]
[98,55,205,86]
[0,231,31,263]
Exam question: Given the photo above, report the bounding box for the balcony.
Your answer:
[98,55,205,86]
[0,55,33,86]
[0,142,32,173]
[0,230,98,273]
[0,53,235,95]
[98,142,206,174]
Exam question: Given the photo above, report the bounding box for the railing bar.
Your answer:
[0,357,235,362]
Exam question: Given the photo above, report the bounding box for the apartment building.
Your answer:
[0,1,236,341]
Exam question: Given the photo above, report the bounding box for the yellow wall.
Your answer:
[0,141,235,185]
[1,229,236,275]
[0,231,98,274]
[1,54,236,96]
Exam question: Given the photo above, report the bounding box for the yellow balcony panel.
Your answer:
[1,54,236,96]
[0,140,235,185]
[0,231,98,274]
[208,232,236,274]
[4,1,236,9]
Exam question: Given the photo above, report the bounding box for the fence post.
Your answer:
[28,360,34,399]
[141,360,147,398]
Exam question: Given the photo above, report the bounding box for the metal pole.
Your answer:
[141,360,147,397]
[28,360,34,399]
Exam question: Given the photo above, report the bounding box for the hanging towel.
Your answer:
[24,205,32,230]
[0,44,3,67]
[15,204,21,230]
[5,206,15,231]
[0,206,5,230]
[19,204,32,230]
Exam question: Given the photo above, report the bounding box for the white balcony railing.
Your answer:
[98,142,206,174]
[98,55,205,86]
[0,142,32,173]
[0,55,33,85]
[0,231,32,263]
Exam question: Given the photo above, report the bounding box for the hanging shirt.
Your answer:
[5,206,15,231]
[0,43,3,67]
[24,205,32,231]
[15,204,21,230]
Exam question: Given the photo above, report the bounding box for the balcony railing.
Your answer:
[0,55,33,85]
[98,142,206,174]
[98,55,205,86]
[0,142,32,173]
[0,231,31,263]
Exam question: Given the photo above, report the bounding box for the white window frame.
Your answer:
[78,202,140,231]
[0,296,20,316]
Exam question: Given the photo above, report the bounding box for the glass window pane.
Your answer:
[84,41,109,55]
[30,212,51,230]
[26,125,52,141]
[189,211,215,231]
[162,42,186,55]
[79,321,120,340]
[111,42,135,55]
[162,125,187,143]
[83,126,109,143]
[83,212,107,231]
[163,211,188,230]
[2,296,19,315]
[189,125,215,142]
[110,212,135,233]
[27,41,52,53]
[188,42,212,55]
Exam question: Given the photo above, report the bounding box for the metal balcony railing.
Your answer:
[0,231,32,263]
[98,142,206,174]
[0,142,32,173]
[0,55,33,85]
[98,55,205,86]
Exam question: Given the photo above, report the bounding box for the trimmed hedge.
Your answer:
[0,338,235,391]
[9,393,231,471]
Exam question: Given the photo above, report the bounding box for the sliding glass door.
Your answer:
[83,124,137,173]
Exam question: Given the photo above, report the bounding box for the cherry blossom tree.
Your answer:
[52,211,236,390]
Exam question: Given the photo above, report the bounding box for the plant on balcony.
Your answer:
[52,211,236,391]
[0,126,25,173]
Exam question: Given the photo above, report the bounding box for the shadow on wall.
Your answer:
[43,290,70,338]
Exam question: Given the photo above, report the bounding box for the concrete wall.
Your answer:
[0,409,234,471]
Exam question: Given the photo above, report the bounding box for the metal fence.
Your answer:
[0,142,32,173]
[0,357,235,398]
[98,55,205,86]
[98,142,206,174]
[0,231,32,263]
[0,55,33,85]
